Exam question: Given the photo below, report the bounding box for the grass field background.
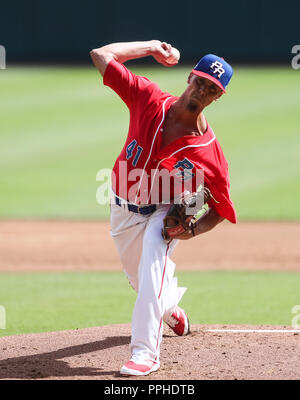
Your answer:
[1,65,299,337]
[1,271,300,336]
[1,65,300,220]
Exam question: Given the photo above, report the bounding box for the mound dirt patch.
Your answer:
[0,220,299,271]
[0,324,299,380]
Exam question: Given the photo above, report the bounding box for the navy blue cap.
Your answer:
[192,54,233,93]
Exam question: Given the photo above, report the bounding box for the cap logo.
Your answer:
[210,61,225,78]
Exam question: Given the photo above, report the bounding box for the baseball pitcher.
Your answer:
[90,40,237,376]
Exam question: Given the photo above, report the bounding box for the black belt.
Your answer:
[115,196,156,215]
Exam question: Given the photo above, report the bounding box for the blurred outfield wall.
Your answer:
[0,0,299,64]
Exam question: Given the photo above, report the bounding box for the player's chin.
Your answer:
[187,100,200,113]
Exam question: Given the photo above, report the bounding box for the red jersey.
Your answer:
[103,59,237,224]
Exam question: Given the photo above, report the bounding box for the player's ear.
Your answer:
[215,92,223,101]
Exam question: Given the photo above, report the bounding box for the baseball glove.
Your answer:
[162,187,212,241]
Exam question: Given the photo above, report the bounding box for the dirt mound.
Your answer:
[0,324,299,380]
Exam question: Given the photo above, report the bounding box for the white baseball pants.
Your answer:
[110,200,186,364]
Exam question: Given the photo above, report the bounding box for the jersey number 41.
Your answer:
[126,140,143,167]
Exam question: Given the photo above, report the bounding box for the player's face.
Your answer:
[186,74,223,110]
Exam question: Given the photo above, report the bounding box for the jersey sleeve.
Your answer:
[157,153,237,224]
[103,59,161,109]
[190,158,237,224]
[206,174,237,224]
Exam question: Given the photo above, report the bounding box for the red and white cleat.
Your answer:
[120,359,160,376]
[163,305,190,336]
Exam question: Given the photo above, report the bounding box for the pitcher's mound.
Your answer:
[1,324,300,380]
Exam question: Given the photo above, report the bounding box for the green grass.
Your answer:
[0,271,299,337]
[1,65,300,220]
[0,272,136,336]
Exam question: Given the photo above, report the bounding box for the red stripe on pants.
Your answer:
[158,243,170,299]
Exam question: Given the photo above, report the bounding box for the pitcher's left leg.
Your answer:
[130,206,186,365]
